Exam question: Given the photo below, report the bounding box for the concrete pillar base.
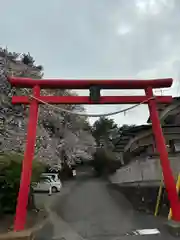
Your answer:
[166,220,180,237]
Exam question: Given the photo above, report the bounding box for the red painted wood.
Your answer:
[8,77,173,89]
[12,95,173,105]
[10,75,178,230]
[146,87,180,221]
[14,85,40,231]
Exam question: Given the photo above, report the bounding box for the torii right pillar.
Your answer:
[145,86,180,221]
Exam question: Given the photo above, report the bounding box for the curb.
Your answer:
[48,209,85,240]
[0,208,49,240]
[30,209,49,234]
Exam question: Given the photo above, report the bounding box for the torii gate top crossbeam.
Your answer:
[8,77,172,89]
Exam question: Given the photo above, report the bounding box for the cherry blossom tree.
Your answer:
[0,48,96,168]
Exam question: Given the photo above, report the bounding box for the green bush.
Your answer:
[92,149,120,176]
[0,152,45,214]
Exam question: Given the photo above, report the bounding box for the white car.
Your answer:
[33,177,62,194]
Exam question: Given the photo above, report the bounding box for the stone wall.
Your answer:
[110,155,180,184]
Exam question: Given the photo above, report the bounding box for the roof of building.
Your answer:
[147,97,180,123]
[112,97,180,152]
[113,124,180,152]
[112,124,151,152]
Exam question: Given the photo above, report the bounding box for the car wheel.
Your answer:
[51,186,57,193]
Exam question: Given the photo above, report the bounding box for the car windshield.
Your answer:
[40,176,52,182]
[43,179,51,183]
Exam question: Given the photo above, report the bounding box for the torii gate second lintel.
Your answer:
[8,77,180,231]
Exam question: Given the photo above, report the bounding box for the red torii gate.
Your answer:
[8,77,180,231]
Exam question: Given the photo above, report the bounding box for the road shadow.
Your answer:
[106,183,173,237]
[34,220,54,240]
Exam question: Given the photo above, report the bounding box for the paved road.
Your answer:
[51,175,174,240]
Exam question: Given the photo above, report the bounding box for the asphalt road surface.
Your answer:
[51,173,175,240]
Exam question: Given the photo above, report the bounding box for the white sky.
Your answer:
[0,0,180,126]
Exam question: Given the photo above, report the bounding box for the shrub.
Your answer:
[0,152,45,214]
[92,148,120,176]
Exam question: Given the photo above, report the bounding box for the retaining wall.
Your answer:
[110,155,180,185]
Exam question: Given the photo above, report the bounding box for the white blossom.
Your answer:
[0,49,96,167]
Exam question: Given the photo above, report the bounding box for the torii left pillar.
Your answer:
[14,85,40,231]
